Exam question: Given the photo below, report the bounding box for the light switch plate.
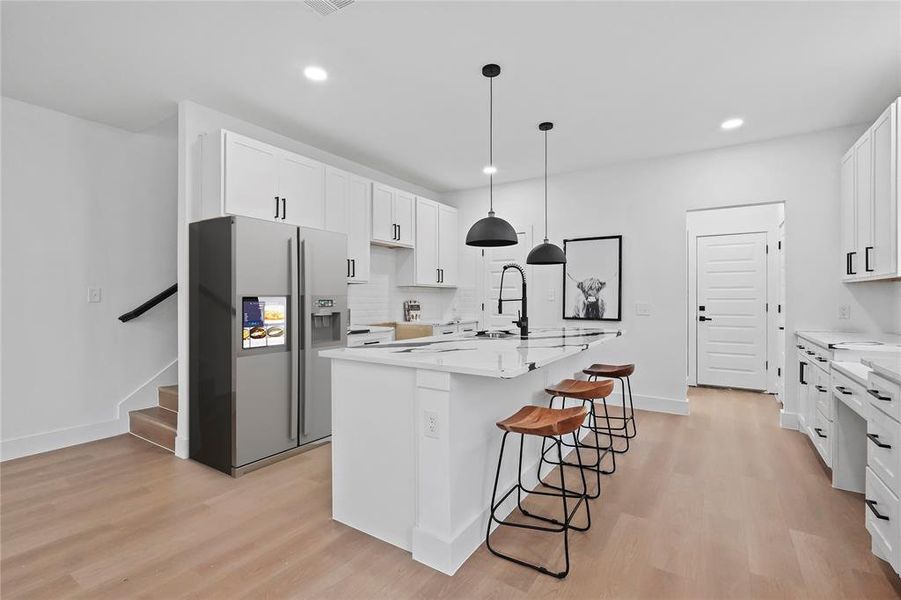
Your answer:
[88,287,102,303]
[635,302,651,316]
[838,304,850,320]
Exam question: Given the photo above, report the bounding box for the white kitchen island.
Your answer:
[320,327,621,575]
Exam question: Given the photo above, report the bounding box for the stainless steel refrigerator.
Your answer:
[189,216,347,476]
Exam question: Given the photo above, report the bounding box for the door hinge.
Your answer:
[481,302,485,311]
[766,360,769,369]
[778,367,782,377]
[778,241,782,250]
[778,304,781,313]
[765,303,769,312]
[766,244,769,254]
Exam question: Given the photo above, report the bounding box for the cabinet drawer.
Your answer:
[457,321,478,334]
[866,466,899,567]
[868,373,901,422]
[434,325,457,337]
[812,408,833,468]
[832,369,867,418]
[868,404,901,497]
[347,332,394,347]
[814,370,834,422]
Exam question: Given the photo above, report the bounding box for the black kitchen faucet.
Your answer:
[498,263,528,338]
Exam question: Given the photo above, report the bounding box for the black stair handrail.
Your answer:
[118,284,177,322]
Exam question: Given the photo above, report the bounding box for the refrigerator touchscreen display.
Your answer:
[242,296,287,349]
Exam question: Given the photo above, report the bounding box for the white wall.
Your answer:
[1,97,178,459]
[686,203,784,392]
[443,125,901,418]
[177,101,443,457]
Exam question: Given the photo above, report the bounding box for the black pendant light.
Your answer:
[527,122,566,265]
[465,64,518,247]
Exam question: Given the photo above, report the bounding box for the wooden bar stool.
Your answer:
[538,378,617,497]
[486,404,591,579]
[583,363,637,454]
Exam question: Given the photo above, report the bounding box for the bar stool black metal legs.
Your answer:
[583,364,637,454]
[486,405,591,579]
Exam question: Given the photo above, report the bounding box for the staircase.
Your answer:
[129,385,177,451]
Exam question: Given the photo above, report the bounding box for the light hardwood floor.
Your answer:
[2,387,900,599]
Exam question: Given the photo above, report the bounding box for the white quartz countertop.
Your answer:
[863,356,901,384]
[831,361,873,387]
[320,327,622,378]
[796,330,901,350]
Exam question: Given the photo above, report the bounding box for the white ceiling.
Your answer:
[3,1,900,192]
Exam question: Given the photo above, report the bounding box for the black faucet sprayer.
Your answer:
[498,263,528,338]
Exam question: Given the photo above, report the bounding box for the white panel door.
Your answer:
[371,183,395,243]
[347,175,371,282]
[482,231,529,330]
[438,204,458,286]
[840,149,857,280]
[223,132,280,221]
[697,232,768,390]
[394,191,415,247]
[776,223,786,403]
[415,198,439,285]
[279,152,324,228]
[871,103,896,277]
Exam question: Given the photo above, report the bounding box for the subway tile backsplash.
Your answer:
[348,246,477,325]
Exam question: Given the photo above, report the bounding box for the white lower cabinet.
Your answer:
[812,407,833,467]
[866,466,899,569]
[867,404,901,496]
[347,330,394,347]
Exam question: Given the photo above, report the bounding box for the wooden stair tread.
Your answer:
[130,407,176,430]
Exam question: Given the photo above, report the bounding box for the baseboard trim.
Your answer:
[601,392,690,416]
[780,410,799,430]
[1,359,177,461]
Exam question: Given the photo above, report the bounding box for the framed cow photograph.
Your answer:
[563,235,622,321]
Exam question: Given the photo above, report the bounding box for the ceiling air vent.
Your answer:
[304,0,354,16]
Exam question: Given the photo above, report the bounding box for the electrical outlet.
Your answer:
[424,410,440,439]
[87,287,102,303]
[838,304,851,320]
[634,302,651,316]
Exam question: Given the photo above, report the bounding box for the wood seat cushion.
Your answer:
[496,405,589,437]
[583,363,635,378]
[545,378,614,400]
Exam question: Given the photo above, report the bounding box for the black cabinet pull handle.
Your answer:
[866,499,890,521]
[363,340,380,345]
[699,315,712,322]
[805,350,815,355]
[815,385,827,392]
[799,362,807,385]
[440,269,444,283]
[846,252,852,275]
[849,251,857,275]
[351,259,356,278]
[275,196,280,219]
[816,357,828,362]
[397,224,401,241]
[394,224,399,240]
[346,259,351,278]
[835,386,852,395]
[814,427,827,438]
[865,246,874,272]
[281,198,287,220]
[867,433,892,449]
[868,389,892,401]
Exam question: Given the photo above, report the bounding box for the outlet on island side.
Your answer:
[424,410,440,439]
[838,304,851,320]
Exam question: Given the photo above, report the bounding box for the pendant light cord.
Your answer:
[489,75,494,213]
[544,129,548,241]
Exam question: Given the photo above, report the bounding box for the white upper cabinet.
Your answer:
[438,203,458,286]
[325,166,371,283]
[223,132,281,221]
[871,103,897,278]
[279,152,324,228]
[397,197,458,287]
[841,98,900,282]
[371,183,415,248]
[218,130,325,228]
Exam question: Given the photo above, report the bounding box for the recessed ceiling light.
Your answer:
[482,165,497,175]
[720,117,744,131]
[303,66,328,82]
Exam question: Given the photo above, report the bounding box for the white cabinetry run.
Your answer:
[325,167,372,283]
[841,98,900,281]
[371,183,415,247]
[397,197,459,287]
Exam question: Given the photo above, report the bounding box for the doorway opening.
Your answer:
[686,203,785,396]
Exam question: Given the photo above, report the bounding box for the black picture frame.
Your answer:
[562,235,622,321]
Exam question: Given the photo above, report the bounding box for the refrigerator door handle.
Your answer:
[289,236,299,441]
[301,238,313,437]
